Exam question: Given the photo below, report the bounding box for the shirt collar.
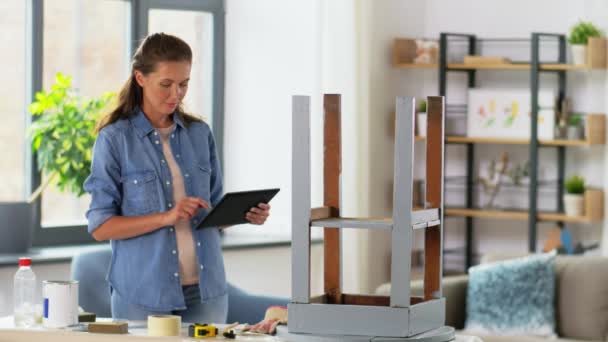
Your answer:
[130,107,185,139]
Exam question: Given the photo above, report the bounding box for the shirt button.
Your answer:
[197,242,201,247]
[200,265,204,270]
[174,273,179,277]
[185,174,189,178]
[168,203,173,208]
[155,140,160,144]
[176,154,181,158]
[170,228,174,232]
[166,181,171,185]
[171,134,175,139]
[172,250,176,254]
[161,159,166,163]
[133,180,138,184]
[154,131,158,136]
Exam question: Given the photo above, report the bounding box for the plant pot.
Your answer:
[571,44,587,66]
[0,202,34,253]
[554,125,567,139]
[567,125,583,140]
[563,194,584,217]
[416,112,427,137]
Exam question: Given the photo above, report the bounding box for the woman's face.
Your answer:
[135,60,191,115]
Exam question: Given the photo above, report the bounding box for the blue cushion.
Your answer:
[465,252,556,337]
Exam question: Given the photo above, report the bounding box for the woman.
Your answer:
[83,33,270,322]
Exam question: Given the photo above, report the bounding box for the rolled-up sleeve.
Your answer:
[83,130,122,234]
[208,131,223,207]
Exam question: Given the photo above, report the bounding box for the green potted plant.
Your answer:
[568,21,603,65]
[416,99,427,137]
[566,113,584,140]
[563,175,585,217]
[0,73,113,253]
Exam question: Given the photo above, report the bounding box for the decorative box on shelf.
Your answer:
[467,89,555,140]
[392,38,438,65]
[586,37,607,69]
[585,114,606,144]
[584,189,604,221]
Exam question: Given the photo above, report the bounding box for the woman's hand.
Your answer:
[163,197,209,226]
[246,203,271,225]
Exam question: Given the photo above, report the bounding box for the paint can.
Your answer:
[42,280,79,328]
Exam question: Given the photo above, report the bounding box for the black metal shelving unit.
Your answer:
[438,32,568,270]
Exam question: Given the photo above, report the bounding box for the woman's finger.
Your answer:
[178,211,191,220]
[250,207,270,216]
[246,214,262,225]
[249,211,269,220]
[247,214,265,225]
[182,201,200,212]
[195,198,210,208]
[186,197,209,209]
[182,205,196,217]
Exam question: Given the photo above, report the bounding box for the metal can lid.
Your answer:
[42,280,79,285]
[18,257,32,267]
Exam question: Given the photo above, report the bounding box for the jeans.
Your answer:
[111,285,228,323]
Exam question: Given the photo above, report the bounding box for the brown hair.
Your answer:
[97,32,202,132]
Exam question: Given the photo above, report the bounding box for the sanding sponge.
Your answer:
[78,312,96,323]
[88,321,128,334]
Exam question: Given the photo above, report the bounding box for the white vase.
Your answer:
[563,193,585,217]
[417,112,427,137]
[571,44,587,65]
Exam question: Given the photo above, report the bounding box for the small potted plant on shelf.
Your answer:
[416,99,427,137]
[568,21,603,65]
[563,175,585,217]
[0,73,113,253]
[567,113,584,140]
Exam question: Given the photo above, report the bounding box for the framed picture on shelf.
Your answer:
[467,89,555,140]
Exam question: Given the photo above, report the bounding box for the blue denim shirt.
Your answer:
[83,108,226,311]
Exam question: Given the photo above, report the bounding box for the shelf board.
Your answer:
[443,136,598,146]
[445,208,600,224]
[395,63,603,71]
[449,63,530,70]
[394,63,436,69]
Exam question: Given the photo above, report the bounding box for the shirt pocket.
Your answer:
[193,164,211,202]
[121,170,159,216]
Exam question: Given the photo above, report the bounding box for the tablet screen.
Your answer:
[196,188,280,229]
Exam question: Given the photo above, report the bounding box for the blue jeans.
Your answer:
[111,285,228,323]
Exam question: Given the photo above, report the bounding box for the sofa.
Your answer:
[71,247,289,324]
[376,256,608,342]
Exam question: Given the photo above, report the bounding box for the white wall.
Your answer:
[224,0,323,234]
[224,0,370,293]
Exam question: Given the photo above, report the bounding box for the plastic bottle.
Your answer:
[14,257,36,327]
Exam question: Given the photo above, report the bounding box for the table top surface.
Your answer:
[0,316,481,342]
[0,316,284,341]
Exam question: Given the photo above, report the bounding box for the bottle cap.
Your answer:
[18,257,32,267]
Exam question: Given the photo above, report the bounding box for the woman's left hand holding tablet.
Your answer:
[246,203,271,225]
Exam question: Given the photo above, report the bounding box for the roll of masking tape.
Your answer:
[147,315,181,336]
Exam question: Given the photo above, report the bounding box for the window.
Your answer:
[40,0,130,228]
[0,1,27,202]
[0,0,228,246]
[24,0,225,246]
